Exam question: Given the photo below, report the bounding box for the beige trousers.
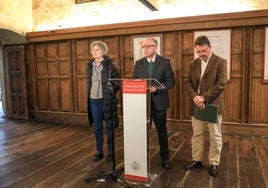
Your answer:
[191,115,222,165]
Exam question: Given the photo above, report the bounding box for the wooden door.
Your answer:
[4,45,28,119]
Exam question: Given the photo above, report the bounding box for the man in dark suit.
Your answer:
[133,37,175,169]
[184,35,228,177]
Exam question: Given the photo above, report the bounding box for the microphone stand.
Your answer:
[85,81,131,188]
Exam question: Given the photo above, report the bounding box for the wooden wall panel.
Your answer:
[173,32,182,120]
[74,40,89,58]
[58,42,72,112]
[26,45,36,113]
[252,28,264,53]
[249,28,267,124]
[36,79,48,110]
[60,79,72,112]
[75,60,87,76]
[163,32,177,119]
[48,78,59,111]
[252,54,264,77]
[224,29,244,122]
[230,55,243,78]
[181,32,194,120]
[231,29,244,77]
[224,80,243,122]
[102,37,118,65]
[251,80,268,123]
[36,62,46,76]
[47,43,57,58]
[121,35,132,78]
[48,61,58,76]
[75,79,87,113]
[35,44,46,59]
[34,41,73,113]
[25,10,268,126]
[72,40,90,114]
[59,61,70,76]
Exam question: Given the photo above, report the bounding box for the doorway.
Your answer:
[0,29,27,120]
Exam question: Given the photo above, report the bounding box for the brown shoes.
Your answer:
[209,165,219,177]
[185,161,219,177]
[185,161,202,170]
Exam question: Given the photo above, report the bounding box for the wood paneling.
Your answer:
[23,10,268,127]
[34,41,73,113]
[249,28,268,124]
[121,35,132,78]
[72,39,89,113]
[181,32,194,120]
[224,80,243,122]
[251,80,268,123]
[163,32,177,119]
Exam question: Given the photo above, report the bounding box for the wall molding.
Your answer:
[26,9,268,43]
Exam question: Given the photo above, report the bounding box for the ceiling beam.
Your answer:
[75,0,97,4]
[138,0,159,11]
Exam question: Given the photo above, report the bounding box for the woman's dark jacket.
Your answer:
[87,56,120,127]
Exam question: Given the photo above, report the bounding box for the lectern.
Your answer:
[109,78,165,185]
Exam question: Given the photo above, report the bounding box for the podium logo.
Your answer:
[131,161,140,170]
[122,80,147,94]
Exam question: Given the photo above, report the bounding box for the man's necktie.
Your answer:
[148,60,153,78]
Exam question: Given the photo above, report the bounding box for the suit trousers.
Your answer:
[151,102,169,160]
[191,115,222,165]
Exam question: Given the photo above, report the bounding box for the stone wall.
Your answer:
[0,0,32,35]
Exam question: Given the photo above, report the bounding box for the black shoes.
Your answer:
[162,159,170,170]
[185,161,202,170]
[93,153,103,162]
[209,165,219,177]
[106,152,113,162]
[93,152,113,162]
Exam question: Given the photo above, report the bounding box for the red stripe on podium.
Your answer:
[124,174,147,182]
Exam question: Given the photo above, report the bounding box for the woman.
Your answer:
[87,41,120,162]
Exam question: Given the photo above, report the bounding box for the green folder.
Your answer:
[194,104,219,124]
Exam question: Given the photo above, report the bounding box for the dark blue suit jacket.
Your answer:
[133,54,175,111]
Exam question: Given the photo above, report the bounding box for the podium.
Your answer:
[109,78,165,185]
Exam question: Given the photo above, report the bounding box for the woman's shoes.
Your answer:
[93,152,104,162]
[106,152,113,162]
[93,152,113,162]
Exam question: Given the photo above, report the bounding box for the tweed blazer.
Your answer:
[133,54,175,111]
[184,53,228,115]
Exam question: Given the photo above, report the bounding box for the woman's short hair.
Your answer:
[194,35,211,47]
[90,41,108,55]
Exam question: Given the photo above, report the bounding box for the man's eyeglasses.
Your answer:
[195,48,209,54]
[141,45,156,49]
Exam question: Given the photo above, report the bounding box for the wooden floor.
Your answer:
[0,118,268,188]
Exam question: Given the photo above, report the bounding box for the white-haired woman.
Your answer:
[87,41,120,162]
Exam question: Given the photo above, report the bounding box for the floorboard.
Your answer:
[0,119,267,188]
